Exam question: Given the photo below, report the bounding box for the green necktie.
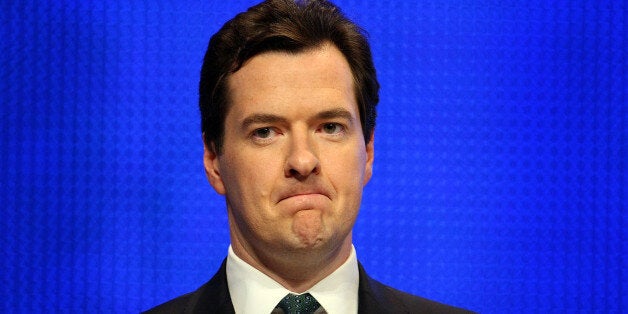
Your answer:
[274,293,323,314]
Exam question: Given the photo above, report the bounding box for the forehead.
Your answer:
[225,43,357,118]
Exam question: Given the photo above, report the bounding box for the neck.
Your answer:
[231,234,353,293]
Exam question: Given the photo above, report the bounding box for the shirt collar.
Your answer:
[226,245,359,314]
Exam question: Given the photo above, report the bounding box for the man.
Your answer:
[145,0,473,313]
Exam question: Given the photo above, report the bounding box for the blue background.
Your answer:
[1,1,625,313]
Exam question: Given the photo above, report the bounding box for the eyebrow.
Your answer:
[241,114,288,129]
[240,107,356,129]
[315,108,355,124]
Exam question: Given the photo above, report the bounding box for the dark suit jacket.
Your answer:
[143,260,474,314]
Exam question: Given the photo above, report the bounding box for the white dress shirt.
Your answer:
[226,245,359,314]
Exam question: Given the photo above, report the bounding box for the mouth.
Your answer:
[277,186,331,203]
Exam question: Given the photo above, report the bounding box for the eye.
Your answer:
[321,123,344,135]
[252,127,275,139]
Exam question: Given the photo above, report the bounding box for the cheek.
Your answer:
[324,149,367,207]
[328,146,367,180]
[220,151,278,205]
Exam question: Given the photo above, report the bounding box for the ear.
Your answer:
[363,130,374,186]
[203,135,226,195]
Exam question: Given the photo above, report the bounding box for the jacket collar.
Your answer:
[185,259,386,314]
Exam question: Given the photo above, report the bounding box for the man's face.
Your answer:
[204,43,374,262]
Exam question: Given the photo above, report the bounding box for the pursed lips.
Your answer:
[276,186,331,203]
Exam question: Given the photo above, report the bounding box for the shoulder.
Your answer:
[358,263,475,314]
[141,259,234,314]
[142,293,193,314]
[369,281,474,314]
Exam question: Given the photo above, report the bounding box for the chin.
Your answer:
[276,233,328,254]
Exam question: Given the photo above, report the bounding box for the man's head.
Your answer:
[200,0,378,287]
[200,0,378,155]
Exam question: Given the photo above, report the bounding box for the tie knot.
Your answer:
[274,293,322,314]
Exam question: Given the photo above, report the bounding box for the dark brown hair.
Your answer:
[200,0,379,154]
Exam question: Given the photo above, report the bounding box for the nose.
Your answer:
[284,133,320,179]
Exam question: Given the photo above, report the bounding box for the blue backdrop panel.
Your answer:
[1,1,625,313]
